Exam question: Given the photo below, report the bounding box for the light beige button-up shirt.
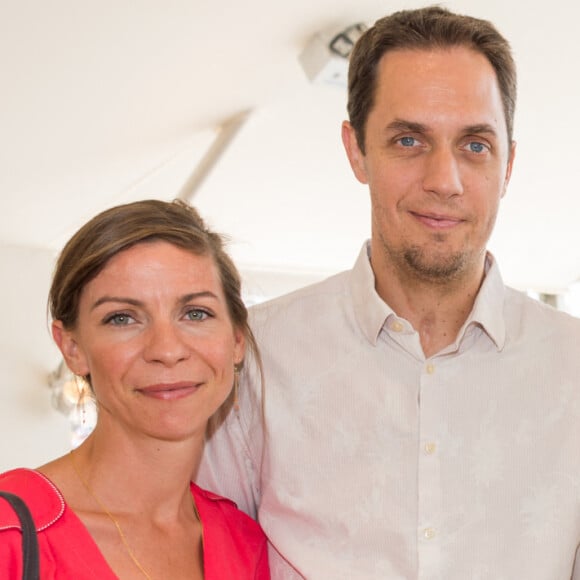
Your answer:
[199,243,580,579]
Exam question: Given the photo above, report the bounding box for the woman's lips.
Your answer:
[136,382,201,400]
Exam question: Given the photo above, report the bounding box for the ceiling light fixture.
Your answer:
[299,23,368,87]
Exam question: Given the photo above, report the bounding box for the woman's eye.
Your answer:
[105,313,134,326]
[185,309,210,321]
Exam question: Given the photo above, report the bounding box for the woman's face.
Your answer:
[52,240,245,441]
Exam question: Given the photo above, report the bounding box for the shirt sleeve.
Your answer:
[572,544,580,580]
[196,359,264,520]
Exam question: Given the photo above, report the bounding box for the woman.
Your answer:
[0,199,269,579]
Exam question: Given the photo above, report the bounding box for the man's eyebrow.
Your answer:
[384,119,427,134]
[383,120,499,137]
[463,123,498,136]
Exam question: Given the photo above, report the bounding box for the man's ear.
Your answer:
[51,320,89,377]
[341,121,369,184]
[501,140,517,198]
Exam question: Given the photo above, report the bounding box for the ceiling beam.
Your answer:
[177,109,251,201]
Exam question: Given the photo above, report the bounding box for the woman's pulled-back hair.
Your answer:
[49,198,257,367]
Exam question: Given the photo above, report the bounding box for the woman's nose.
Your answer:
[142,321,190,366]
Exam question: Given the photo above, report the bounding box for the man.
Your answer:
[198,6,580,579]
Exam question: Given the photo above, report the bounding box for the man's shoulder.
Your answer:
[504,286,580,336]
[250,269,351,322]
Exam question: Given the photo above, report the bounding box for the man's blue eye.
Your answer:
[469,142,485,153]
[400,136,416,147]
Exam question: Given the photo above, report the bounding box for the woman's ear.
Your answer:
[51,320,89,377]
[233,328,246,367]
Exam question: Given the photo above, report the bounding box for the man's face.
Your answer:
[342,46,516,284]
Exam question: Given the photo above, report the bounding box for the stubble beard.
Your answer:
[381,232,470,286]
[402,244,468,284]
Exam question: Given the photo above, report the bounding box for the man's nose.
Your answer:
[422,146,464,198]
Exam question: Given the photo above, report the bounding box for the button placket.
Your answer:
[418,358,443,576]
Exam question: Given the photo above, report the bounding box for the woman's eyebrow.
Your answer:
[91,296,142,311]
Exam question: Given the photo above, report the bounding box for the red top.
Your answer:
[0,468,269,579]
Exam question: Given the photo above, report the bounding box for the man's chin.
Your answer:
[403,249,469,282]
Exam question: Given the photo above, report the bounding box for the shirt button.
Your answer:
[391,320,404,332]
[424,442,436,455]
[423,527,436,540]
[426,363,435,374]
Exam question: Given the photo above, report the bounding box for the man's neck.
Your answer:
[372,253,486,358]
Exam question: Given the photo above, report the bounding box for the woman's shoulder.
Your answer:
[192,482,263,527]
[0,468,65,531]
[191,482,269,577]
[191,482,267,543]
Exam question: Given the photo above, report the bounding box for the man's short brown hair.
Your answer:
[347,6,517,153]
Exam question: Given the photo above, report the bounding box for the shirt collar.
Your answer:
[349,242,506,350]
[349,242,394,345]
[459,252,506,350]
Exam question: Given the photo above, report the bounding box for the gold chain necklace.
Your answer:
[69,450,153,580]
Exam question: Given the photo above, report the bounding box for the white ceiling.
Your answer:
[2,0,580,296]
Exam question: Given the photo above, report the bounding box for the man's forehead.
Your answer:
[373,48,504,111]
